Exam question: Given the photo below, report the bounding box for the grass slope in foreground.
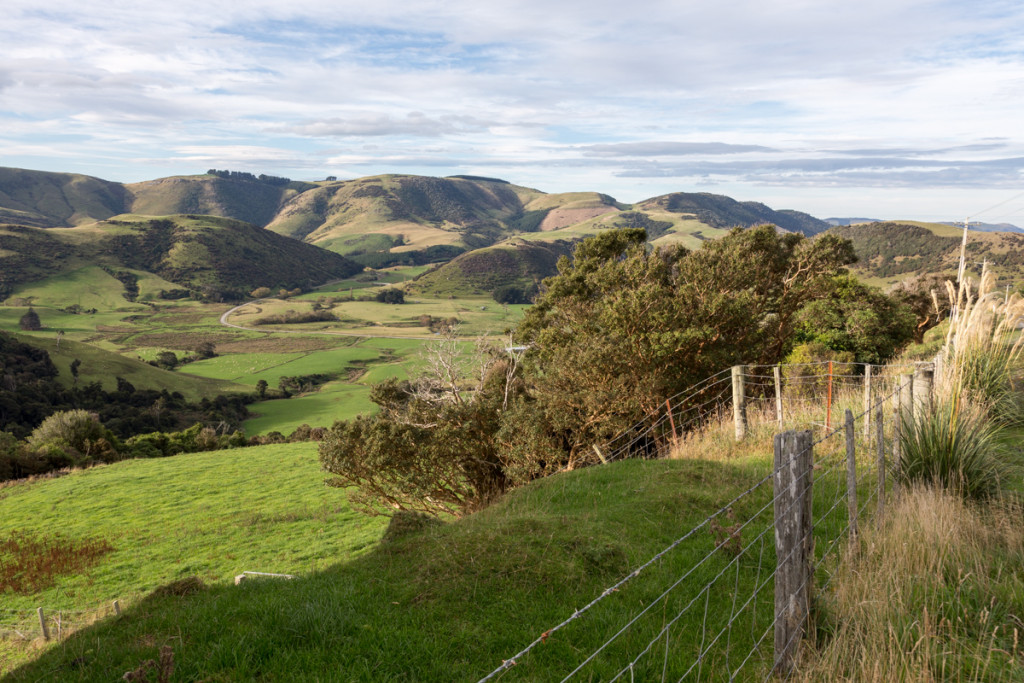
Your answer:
[0,444,386,637]
[3,454,794,682]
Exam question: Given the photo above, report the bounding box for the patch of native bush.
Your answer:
[0,531,114,593]
[252,309,338,325]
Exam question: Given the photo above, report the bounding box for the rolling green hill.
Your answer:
[127,175,315,228]
[0,215,361,302]
[827,221,1024,286]
[0,168,128,227]
[635,192,830,236]
[407,239,574,297]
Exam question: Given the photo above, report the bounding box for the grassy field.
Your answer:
[0,443,387,674]
[1,451,785,682]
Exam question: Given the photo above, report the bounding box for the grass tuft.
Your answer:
[896,399,1008,500]
[799,486,1024,682]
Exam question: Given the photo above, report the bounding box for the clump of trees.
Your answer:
[321,225,918,517]
[19,308,41,331]
[375,288,405,304]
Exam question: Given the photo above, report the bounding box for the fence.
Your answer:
[0,601,121,643]
[478,360,931,682]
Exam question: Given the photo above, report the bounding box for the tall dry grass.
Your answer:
[798,486,1024,682]
[938,265,1024,420]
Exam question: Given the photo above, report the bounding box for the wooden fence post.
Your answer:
[732,365,747,442]
[113,600,121,616]
[845,409,857,539]
[875,402,885,522]
[901,373,915,426]
[862,365,872,443]
[773,429,813,676]
[913,363,934,415]
[37,607,49,641]
[826,360,834,431]
[774,365,783,430]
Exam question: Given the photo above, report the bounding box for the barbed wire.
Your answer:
[479,373,906,681]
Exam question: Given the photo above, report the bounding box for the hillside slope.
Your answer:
[635,192,830,236]
[407,239,574,297]
[0,168,128,227]
[828,221,1024,285]
[0,215,361,301]
[127,176,315,228]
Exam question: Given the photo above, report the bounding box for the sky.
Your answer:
[2,0,1024,223]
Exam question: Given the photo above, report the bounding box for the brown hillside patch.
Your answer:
[0,531,114,593]
[539,206,618,231]
[216,336,344,353]
[129,332,243,350]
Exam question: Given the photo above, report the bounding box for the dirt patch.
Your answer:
[129,332,243,350]
[215,336,345,354]
[540,206,618,231]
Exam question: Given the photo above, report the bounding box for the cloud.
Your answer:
[286,112,495,138]
[579,142,777,157]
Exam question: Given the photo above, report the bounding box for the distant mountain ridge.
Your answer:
[0,166,832,245]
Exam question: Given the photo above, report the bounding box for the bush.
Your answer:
[27,410,120,463]
[18,308,41,331]
[375,288,405,304]
[896,400,1007,500]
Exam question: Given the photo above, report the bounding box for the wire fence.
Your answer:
[477,361,925,682]
[0,601,120,642]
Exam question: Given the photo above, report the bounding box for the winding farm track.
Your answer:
[218,300,438,341]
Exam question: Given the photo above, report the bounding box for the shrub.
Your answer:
[18,308,41,331]
[375,288,405,304]
[896,400,1006,500]
[27,409,120,463]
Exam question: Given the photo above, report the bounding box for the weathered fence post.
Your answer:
[875,402,885,522]
[774,365,784,430]
[773,429,813,676]
[826,360,834,431]
[901,373,915,426]
[37,607,49,641]
[732,365,747,442]
[913,363,934,415]
[845,409,857,539]
[862,365,873,443]
[113,600,121,616]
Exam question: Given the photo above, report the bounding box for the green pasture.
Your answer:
[0,443,387,617]
[243,382,379,435]
[7,332,247,399]
[230,296,526,337]
[182,345,381,387]
[5,267,143,311]
[1,445,874,682]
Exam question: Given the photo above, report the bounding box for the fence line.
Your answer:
[477,363,917,682]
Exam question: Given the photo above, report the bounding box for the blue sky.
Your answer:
[2,0,1024,222]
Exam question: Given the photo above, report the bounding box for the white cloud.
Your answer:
[1,0,1023,218]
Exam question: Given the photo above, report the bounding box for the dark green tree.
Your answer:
[255,379,268,399]
[18,308,41,331]
[375,288,405,304]
[793,275,916,364]
[515,225,857,461]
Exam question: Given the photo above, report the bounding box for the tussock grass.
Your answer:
[897,399,1008,499]
[798,486,1024,682]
